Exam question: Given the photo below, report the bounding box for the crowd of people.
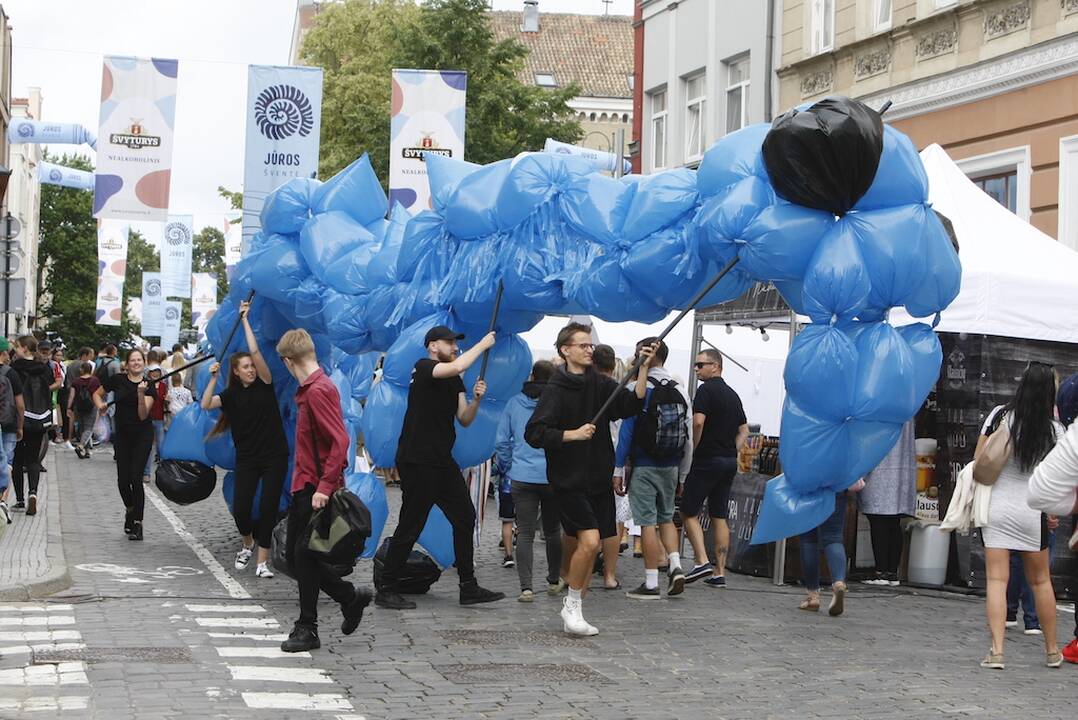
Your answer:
[1,318,1075,669]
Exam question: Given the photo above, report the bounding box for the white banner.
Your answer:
[9,118,96,149]
[161,300,182,349]
[389,69,467,213]
[96,220,129,326]
[160,214,193,297]
[191,272,218,328]
[242,65,323,253]
[140,271,164,336]
[94,56,178,221]
[224,219,242,279]
[38,161,95,191]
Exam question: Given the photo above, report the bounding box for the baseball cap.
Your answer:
[0,338,9,351]
[423,325,465,346]
[1057,373,1078,428]
[38,340,52,351]
[146,363,162,372]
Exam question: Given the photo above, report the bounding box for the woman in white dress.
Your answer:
[975,362,1063,669]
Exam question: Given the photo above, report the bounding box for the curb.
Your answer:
[0,447,71,601]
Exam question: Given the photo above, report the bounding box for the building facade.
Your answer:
[778,0,1078,245]
[633,0,777,174]
[8,89,42,332]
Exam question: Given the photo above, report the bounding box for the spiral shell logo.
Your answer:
[165,306,180,321]
[164,222,191,247]
[146,278,162,297]
[17,123,33,139]
[255,84,314,141]
[48,169,62,182]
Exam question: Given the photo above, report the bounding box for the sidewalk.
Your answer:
[0,446,70,600]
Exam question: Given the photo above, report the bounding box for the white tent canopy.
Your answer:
[890,144,1078,343]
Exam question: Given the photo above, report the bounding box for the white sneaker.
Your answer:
[0,501,10,524]
[63,441,75,451]
[560,597,598,637]
[1005,620,1019,628]
[255,562,274,579]
[234,546,254,570]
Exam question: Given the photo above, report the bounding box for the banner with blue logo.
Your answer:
[242,64,323,253]
[140,271,164,336]
[96,220,129,326]
[159,214,193,298]
[389,69,467,213]
[94,56,178,222]
[161,300,182,349]
[38,161,94,191]
[9,119,96,150]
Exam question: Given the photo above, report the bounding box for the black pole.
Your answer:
[3,214,10,338]
[700,336,749,372]
[589,256,741,426]
[477,281,504,381]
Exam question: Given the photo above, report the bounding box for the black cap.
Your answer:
[38,340,52,350]
[423,325,465,346]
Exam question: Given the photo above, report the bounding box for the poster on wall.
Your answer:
[241,64,323,254]
[95,220,129,326]
[160,214,193,297]
[191,272,218,328]
[94,56,178,221]
[140,271,164,336]
[161,300,182,349]
[389,69,467,213]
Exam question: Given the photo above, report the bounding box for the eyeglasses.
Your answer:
[694,361,718,369]
[565,343,595,351]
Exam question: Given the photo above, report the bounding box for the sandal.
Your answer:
[829,581,847,617]
[980,651,1004,669]
[1046,651,1063,668]
[799,595,820,612]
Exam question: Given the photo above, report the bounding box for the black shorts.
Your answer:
[498,490,515,521]
[680,456,738,519]
[557,489,617,539]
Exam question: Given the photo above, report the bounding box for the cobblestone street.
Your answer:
[0,445,1072,719]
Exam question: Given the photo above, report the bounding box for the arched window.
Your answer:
[589,113,596,121]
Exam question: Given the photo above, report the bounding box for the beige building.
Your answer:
[777,0,1078,245]
[8,89,42,332]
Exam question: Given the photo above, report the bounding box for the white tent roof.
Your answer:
[891,144,1078,343]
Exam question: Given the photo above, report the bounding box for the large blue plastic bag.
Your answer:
[300,210,376,284]
[160,404,213,465]
[621,221,704,308]
[311,153,388,225]
[367,203,411,287]
[437,237,500,308]
[249,242,311,304]
[444,159,511,239]
[323,292,372,355]
[452,399,505,469]
[572,252,666,324]
[360,381,408,467]
[460,334,532,403]
[751,474,836,545]
[205,417,237,470]
[801,220,871,323]
[847,204,929,316]
[694,175,773,266]
[497,153,589,230]
[397,211,453,284]
[621,168,699,242]
[260,177,319,234]
[346,471,388,559]
[417,506,455,569]
[381,312,455,387]
[323,242,380,295]
[425,153,481,213]
[560,172,636,245]
[362,285,402,351]
[696,122,770,196]
[735,202,834,281]
[853,125,928,211]
[291,277,329,334]
[904,210,961,318]
[783,324,858,423]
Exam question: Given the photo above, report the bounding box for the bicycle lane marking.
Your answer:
[145,485,252,600]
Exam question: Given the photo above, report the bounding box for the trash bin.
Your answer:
[908,521,949,587]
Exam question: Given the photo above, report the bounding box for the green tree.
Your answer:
[301,0,582,181]
[37,152,133,350]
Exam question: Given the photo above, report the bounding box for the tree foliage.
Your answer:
[301,0,583,181]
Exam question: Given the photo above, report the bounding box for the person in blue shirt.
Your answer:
[496,360,562,603]
[614,338,693,599]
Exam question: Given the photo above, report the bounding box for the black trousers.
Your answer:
[233,455,288,549]
[865,514,903,575]
[114,425,153,523]
[382,462,477,589]
[285,486,356,629]
[12,428,46,502]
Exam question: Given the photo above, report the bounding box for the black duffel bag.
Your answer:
[372,537,442,594]
[155,459,217,505]
[272,510,359,583]
[302,488,372,568]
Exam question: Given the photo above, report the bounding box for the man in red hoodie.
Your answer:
[277,328,372,653]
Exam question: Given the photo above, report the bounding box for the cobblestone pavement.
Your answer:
[1,445,1075,719]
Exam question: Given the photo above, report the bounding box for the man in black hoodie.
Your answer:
[11,336,54,516]
[526,322,653,636]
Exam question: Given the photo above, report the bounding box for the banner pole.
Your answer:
[589,256,741,426]
[477,281,504,382]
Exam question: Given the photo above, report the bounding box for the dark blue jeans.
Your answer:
[799,492,848,591]
[1006,530,1056,628]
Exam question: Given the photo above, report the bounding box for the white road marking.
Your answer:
[0,642,85,657]
[145,485,252,599]
[185,604,265,613]
[0,661,88,685]
[0,696,90,712]
[228,665,333,683]
[207,632,289,641]
[0,616,75,627]
[0,604,73,612]
[242,692,353,711]
[0,630,81,642]
[194,617,280,629]
[218,646,310,659]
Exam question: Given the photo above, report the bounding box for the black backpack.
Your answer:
[0,366,16,428]
[632,376,689,460]
[74,380,96,414]
[19,365,54,430]
[94,357,117,385]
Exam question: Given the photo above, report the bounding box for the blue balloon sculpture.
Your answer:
[198,97,960,559]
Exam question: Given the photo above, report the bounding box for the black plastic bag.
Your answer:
[270,516,295,581]
[372,537,442,594]
[155,459,217,505]
[762,96,884,216]
[934,209,959,253]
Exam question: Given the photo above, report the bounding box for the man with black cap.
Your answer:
[375,324,505,609]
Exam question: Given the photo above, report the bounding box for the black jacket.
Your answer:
[525,366,644,494]
[12,357,54,426]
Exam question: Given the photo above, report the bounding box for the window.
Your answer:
[627,74,635,92]
[810,0,835,54]
[725,56,750,134]
[535,72,556,87]
[874,0,892,32]
[650,90,667,169]
[972,172,1017,214]
[685,74,707,161]
[956,146,1032,222]
[934,0,956,7]
[1058,135,1078,250]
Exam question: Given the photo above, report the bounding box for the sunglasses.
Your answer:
[694,361,718,369]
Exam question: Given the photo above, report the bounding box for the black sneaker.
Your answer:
[685,563,714,583]
[374,589,417,610]
[281,625,320,653]
[124,509,134,535]
[13,500,24,510]
[459,582,505,605]
[626,583,661,600]
[341,588,373,635]
[502,555,515,568]
[127,522,143,541]
[667,567,686,596]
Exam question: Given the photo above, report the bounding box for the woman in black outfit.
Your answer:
[202,300,289,578]
[94,348,155,540]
